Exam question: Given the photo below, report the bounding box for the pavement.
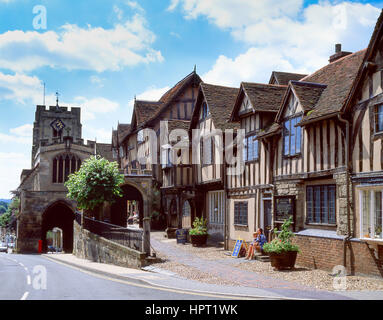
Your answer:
[37,233,383,300]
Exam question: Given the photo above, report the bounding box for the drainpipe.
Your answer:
[337,113,352,269]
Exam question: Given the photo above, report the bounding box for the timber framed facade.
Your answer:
[112,10,383,276]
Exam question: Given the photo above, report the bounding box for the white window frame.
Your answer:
[359,188,383,242]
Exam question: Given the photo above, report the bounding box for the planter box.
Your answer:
[190,234,208,247]
[268,251,298,270]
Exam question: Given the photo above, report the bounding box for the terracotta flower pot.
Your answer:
[268,251,298,270]
[190,234,208,247]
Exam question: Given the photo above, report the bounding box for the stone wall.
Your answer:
[73,221,148,269]
[334,171,354,236]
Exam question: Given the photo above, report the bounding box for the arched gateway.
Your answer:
[41,201,74,253]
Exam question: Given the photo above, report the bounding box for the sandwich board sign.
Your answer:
[232,239,243,258]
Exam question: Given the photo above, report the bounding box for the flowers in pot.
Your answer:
[263,216,300,270]
[189,217,208,246]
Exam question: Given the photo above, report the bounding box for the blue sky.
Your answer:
[0,0,382,198]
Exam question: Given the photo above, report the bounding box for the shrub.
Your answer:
[188,217,208,236]
[263,216,300,254]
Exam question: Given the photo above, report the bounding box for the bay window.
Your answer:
[360,190,383,239]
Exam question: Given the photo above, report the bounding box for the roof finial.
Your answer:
[55,91,60,110]
[193,64,196,73]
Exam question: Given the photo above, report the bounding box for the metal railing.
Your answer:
[75,211,143,252]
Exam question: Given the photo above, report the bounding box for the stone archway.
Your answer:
[111,184,145,228]
[41,201,74,253]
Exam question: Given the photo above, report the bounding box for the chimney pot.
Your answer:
[335,43,342,53]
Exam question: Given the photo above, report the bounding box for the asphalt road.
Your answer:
[0,253,231,300]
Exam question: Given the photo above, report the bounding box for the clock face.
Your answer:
[50,118,65,132]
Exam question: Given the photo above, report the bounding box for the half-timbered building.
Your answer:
[227,82,287,247]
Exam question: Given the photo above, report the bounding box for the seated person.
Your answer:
[245,228,267,260]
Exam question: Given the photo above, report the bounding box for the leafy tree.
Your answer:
[0,205,7,214]
[0,197,19,228]
[65,156,124,215]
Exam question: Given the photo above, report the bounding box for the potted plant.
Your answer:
[189,217,208,247]
[263,216,300,270]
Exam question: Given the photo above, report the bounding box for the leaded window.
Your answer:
[234,201,248,225]
[283,116,302,156]
[306,185,336,225]
[375,104,383,133]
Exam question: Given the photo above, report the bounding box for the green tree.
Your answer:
[65,156,124,216]
[0,197,19,228]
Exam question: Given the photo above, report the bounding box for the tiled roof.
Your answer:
[236,83,287,119]
[257,122,281,139]
[290,81,327,112]
[167,120,191,132]
[134,100,163,126]
[298,49,367,125]
[195,83,240,131]
[269,71,307,85]
[112,123,131,147]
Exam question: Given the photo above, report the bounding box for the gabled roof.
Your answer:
[342,9,383,114]
[231,82,287,121]
[112,123,131,148]
[269,71,307,85]
[149,71,202,122]
[190,83,240,131]
[298,49,367,125]
[167,119,191,132]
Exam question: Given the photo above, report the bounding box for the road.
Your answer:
[0,253,233,300]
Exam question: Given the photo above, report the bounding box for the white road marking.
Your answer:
[20,291,29,300]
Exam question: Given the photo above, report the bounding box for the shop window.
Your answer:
[375,104,383,133]
[360,190,383,239]
[306,185,336,225]
[234,201,248,226]
[283,116,302,156]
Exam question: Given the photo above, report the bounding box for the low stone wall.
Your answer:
[292,235,383,277]
[73,221,147,269]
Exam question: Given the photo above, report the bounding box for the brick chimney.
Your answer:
[329,43,352,63]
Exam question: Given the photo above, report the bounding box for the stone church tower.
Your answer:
[16,102,113,253]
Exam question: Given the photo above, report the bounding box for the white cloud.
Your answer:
[173,1,381,85]
[126,1,145,13]
[128,86,171,107]
[202,47,298,86]
[72,96,120,121]
[9,124,33,137]
[0,152,30,198]
[0,72,44,105]
[0,14,163,72]
[90,75,105,87]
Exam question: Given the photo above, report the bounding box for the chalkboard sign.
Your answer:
[231,239,243,258]
[176,229,188,244]
[274,195,295,223]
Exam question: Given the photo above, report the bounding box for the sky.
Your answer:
[0,0,382,198]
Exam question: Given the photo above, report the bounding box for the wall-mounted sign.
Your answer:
[274,195,295,223]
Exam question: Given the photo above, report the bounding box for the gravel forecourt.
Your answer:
[150,232,383,291]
